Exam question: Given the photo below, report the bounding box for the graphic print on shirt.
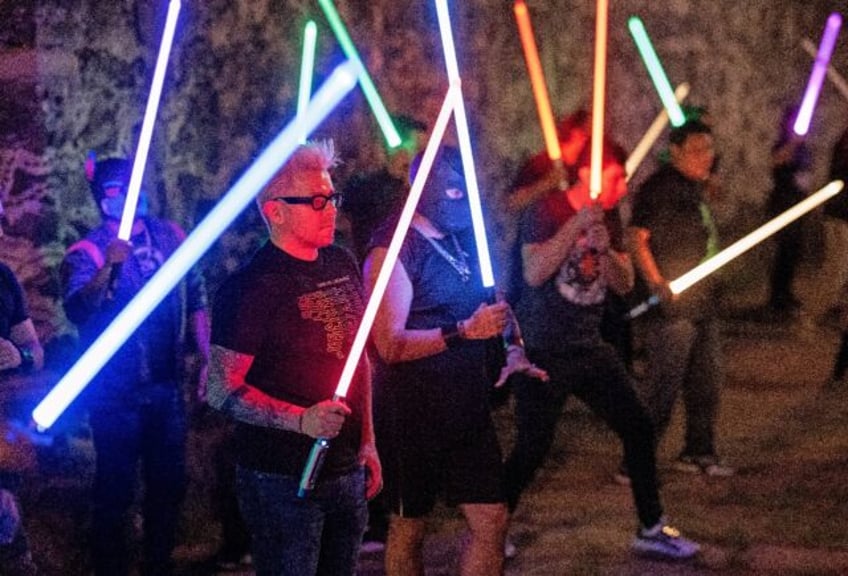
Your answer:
[132,230,166,280]
[555,226,607,306]
[298,276,361,359]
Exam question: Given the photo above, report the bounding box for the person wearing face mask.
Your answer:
[60,155,209,576]
[363,146,546,576]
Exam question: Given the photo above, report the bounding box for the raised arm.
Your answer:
[522,205,602,287]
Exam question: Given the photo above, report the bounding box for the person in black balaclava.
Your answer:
[363,146,547,576]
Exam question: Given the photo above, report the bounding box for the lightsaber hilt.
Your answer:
[297,436,331,498]
[552,157,569,192]
[625,294,660,320]
[297,394,342,498]
[107,262,123,299]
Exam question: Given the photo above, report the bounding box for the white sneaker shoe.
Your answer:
[631,522,700,560]
[504,536,517,559]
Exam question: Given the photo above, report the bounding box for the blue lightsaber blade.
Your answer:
[118,0,182,241]
[32,60,361,431]
[435,0,496,288]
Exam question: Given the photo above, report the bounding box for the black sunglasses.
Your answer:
[271,192,344,211]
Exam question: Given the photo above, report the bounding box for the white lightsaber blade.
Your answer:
[298,84,460,497]
[32,60,361,431]
[626,83,690,181]
[334,84,459,401]
[589,0,609,200]
[627,180,844,319]
[670,180,843,294]
[435,0,496,288]
[118,0,182,241]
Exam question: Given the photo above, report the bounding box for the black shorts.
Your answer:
[380,403,506,518]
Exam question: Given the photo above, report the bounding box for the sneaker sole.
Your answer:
[632,546,699,561]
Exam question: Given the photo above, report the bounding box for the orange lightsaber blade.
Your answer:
[514,1,562,169]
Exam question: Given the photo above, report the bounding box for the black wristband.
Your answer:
[440,322,462,348]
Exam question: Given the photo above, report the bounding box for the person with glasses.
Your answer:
[206,141,381,576]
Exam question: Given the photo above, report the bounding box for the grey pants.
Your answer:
[636,317,723,458]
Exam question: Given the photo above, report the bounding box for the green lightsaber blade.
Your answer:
[628,16,686,128]
[318,0,401,148]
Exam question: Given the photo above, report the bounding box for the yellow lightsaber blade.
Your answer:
[626,83,690,181]
[627,180,844,319]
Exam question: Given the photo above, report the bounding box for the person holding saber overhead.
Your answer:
[206,142,381,576]
[60,155,210,575]
[503,132,700,560]
[626,119,734,478]
[364,146,546,576]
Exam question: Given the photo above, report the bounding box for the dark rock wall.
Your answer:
[1,0,847,346]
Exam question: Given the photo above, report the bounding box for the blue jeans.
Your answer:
[237,466,368,576]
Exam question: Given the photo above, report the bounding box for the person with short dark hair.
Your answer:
[207,142,381,576]
[627,120,734,478]
[342,116,428,263]
[504,137,700,560]
[60,155,209,575]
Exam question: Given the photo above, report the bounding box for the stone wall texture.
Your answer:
[1,0,847,348]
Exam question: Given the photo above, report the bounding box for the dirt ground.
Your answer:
[10,246,848,576]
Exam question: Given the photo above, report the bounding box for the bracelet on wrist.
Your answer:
[440,322,464,348]
[505,343,524,355]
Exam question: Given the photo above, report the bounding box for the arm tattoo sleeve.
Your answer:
[207,344,303,431]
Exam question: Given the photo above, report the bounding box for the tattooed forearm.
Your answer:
[208,344,304,431]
